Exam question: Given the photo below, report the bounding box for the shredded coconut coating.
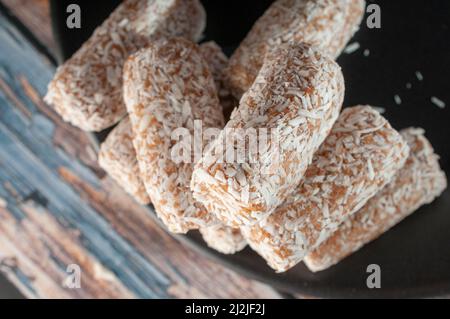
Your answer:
[226,0,365,98]
[96,41,233,208]
[191,43,345,228]
[241,106,410,272]
[98,116,150,205]
[200,225,247,254]
[304,128,447,272]
[44,0,206,131]
[124,38,224,234]
[99,40,243,244]
[193,42,244,250]
[199,41,237,115]
[196,41,245,250]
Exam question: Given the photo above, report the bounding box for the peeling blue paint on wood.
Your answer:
[0,6,281,299]
[0,9,171,299]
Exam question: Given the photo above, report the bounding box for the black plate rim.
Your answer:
[89,128,448,298]
[48,0,450,299]
[138,194,450,299]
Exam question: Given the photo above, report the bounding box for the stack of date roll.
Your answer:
[45,0,447,271]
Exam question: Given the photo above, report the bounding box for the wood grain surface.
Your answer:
[1,0,56,55]
[0,1,281,299]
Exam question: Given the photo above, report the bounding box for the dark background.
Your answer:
[0,275,23,299]
[51,0,450,171]
[1,0,450,298]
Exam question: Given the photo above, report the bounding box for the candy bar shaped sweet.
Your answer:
[124,38,224,234]
[226,0,366,98]
[98,41,234,207]
[304,128,447,272]
[98,116,150,205]
[45,0,206,131]
[242,106,410,272]
[192,43,344,228]
[200,225,247,255]
[190,42,244,250]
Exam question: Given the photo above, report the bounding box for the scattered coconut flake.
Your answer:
[363,49,370,57]
[367,159,375,180]
[415,71,424,81]
[344,42,360,54]
[431,96,446,109]
[118,18,129,28]
[372,106,386,114]
[406,82,412,89]
[394,95,402,105]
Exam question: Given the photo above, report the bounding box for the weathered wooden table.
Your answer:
[0,0,283,299]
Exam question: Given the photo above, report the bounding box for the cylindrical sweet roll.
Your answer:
[226,0,365,97]
[242,106,410,272]
[197,42,244,251]
[191,43,344,228]
[97,41,232,208]
[304,128,447,272]
[45,0,206,131]
[124,37,224,234]
[98,116,150,205]
[200,225,247,255]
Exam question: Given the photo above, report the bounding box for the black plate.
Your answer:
[50,0,450,298]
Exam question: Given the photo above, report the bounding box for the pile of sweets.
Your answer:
[46,0,447,272]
